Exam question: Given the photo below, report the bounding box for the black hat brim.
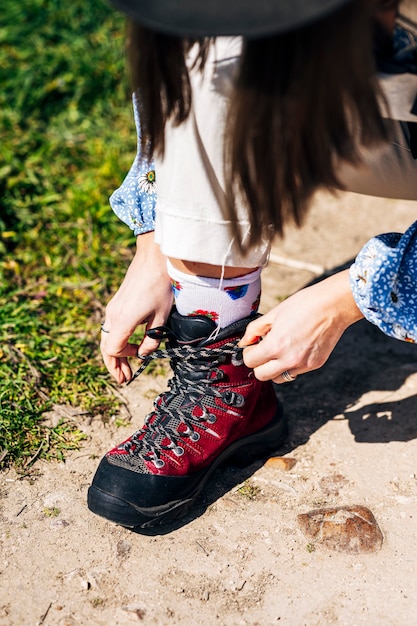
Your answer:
[110,0,351,38]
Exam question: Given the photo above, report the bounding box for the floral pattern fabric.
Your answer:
[109,93,156,235]
[350,220,417,344]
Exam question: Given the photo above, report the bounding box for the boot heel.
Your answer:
[227,410,287,467]
[228,445,271,467]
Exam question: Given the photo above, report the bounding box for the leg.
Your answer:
[167,259,262,329]
[88,260,287,530]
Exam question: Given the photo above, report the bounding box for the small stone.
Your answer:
[264,457,297,471]
[319,473,349,496]
[49,519,70,529]
[121,604,146,619]
[297,505,383,554]
[116,540,131,559]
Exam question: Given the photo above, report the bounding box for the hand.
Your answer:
[100,232,173,384]
[240,270,363,383]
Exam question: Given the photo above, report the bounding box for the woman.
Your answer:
[89,0,417,529]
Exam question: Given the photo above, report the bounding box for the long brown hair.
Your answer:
[127,25,211,159]
[127,0,387,249]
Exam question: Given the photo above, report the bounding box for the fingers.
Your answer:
[273,370,298,385]
[239,314,273,351]
[137,313,168,356]
[100,324,138,384]
[249,354,288,382]
[102,326,139,359]
[241,314,281,376]
[100,313,168,384]
[101,353,133,385]
[137,333,161,357]
[244,344,299,383]
[241,313,300,383]
[101,340,135,385]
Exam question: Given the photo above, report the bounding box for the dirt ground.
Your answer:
[2,189,417,626]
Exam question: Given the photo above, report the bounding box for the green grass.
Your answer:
[0,0,142,467]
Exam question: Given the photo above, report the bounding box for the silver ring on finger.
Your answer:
[281,370,296,382]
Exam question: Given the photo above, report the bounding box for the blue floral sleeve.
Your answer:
[109,93,157,235]
[349,220,417,343]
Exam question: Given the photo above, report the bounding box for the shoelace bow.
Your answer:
[122,339,244,464]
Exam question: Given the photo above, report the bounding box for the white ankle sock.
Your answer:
[167,261,261,328]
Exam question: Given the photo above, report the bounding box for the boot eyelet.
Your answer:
[174,446,184,456]
[231,351,244,367]
[223,391,245,407]
[207,413,217,424]
[190,432,200,442]
[234,394,245,407]
[153,459,165,468]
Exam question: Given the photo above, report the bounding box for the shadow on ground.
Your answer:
[279,260,417,447]
[280,318,417,445]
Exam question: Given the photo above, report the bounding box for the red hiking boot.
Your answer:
[87,310,286,529]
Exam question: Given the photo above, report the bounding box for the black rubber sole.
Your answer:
[87,407,287,530]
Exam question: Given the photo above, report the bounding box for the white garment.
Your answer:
[153,37,271,269]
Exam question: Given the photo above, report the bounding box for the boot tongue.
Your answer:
[169,310,217,344]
